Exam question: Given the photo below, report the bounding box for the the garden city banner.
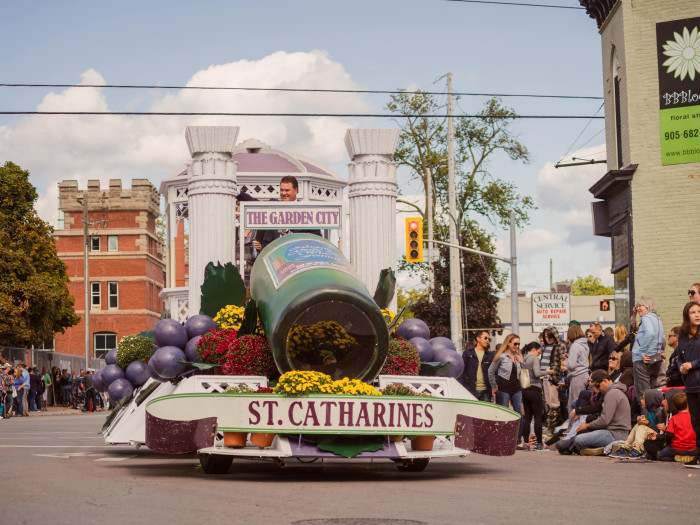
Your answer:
[657,16,700,166]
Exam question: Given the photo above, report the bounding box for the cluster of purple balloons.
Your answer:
[92,315,216,402]
[395,318,464,378]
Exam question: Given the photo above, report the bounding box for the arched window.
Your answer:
[612,53,623,168]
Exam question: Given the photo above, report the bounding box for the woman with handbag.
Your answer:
[520,342,553,450]
[562,324,590,413]
[630,297,665,406]
[488,334,525,448]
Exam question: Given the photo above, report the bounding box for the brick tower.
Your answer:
[53,179,165,359]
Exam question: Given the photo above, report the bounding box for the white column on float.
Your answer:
[185,126,240,316]
[345,129,400,312]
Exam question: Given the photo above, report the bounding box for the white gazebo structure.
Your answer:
[160,126,399,322]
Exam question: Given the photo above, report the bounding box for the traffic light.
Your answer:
[405,217,423,263]
[600,300,611,311]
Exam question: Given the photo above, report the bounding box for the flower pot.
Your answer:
[410,435,435,451]
[389,435,404,442]
[223,431,248,448]
[210,366,222,375]
[250,432,275,448]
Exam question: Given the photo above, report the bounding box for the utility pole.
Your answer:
[80,194,91,371]
[510,212,519,336]
[446,73,463,350]
[426,167,434,298]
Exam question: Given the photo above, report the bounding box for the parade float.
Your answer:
[99,126,519,474]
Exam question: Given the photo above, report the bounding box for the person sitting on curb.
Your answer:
[573,369,631,455]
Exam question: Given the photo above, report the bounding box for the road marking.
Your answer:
[94,455,137,462]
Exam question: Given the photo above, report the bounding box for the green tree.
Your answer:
[0,162,79,347]
[388,91,532,339]
[565,275,614,296]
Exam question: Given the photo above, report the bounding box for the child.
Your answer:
[611,389,663,458]
[653,393,699,462]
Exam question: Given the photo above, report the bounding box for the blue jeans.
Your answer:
[574,429,616,452]
[475,390,491,402]
[16,388,25,415]
[496,390,523,443]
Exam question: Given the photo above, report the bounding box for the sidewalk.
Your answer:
[6,405,107,417]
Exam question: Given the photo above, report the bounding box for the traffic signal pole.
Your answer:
[424,210,519,338]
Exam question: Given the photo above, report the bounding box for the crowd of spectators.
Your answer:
[458,285,700,468]
[1,365,102,418]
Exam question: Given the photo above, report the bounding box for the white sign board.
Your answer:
[531,293,571,333]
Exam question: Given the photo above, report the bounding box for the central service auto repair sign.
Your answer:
[531,293,570,333]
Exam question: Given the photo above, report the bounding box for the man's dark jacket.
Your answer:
[590,332,616,371]
[458,346,495,396]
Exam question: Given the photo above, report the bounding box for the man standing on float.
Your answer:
[253,175,322,251]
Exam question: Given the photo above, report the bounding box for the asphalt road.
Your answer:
[1,412,698,525]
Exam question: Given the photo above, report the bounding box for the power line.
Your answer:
[444,0,584,8]
[0,110,605,119]
[0,83,603,100]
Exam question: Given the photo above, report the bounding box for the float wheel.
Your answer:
[396,458,430,472]
[198,453,233,474]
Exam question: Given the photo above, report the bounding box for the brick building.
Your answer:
[53,179,165,359]
[583,0,700,331]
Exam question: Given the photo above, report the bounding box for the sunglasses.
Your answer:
[668,334,677,338]
[513,342,520,347]
[481,336,490,341]
[609,357,618,361]
[586,334,594,338]
[689,290,697,296]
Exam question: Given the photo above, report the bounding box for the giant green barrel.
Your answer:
[250,234,389,381]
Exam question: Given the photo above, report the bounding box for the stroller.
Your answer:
[71,379,85,410]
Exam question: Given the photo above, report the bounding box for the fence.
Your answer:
[0,347,105,373]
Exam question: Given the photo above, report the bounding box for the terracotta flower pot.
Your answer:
[223,431,248,448]
[389,435,404,442]
[250,432,275,448]
[410,435,435,451]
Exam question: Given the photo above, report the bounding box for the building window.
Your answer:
[614,267,630,329]
[91,282,101,308]
[94,332,117,359]
[38,338,55,351]
[108,282,118,309]
[107,235,118,252]
[90,236,101,252]
[612,55,623,169]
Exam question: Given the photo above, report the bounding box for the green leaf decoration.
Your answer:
[176,359,219,370]
[304,435,386,458]
[200,262,246,317]
[137,330,155,341]
[372,268,396,309]
[135,381,161,406]
[237,299,259,337]
[388,299,413,333]
[101,393,134,432]
[419,361,452,376]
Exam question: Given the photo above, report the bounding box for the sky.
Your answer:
[0,0,610,295]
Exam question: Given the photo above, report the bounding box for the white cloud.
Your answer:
[0,51,374,226]
[518,228,561,253]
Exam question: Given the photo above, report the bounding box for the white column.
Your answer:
[186,126,240,315]
[345,129,400,311]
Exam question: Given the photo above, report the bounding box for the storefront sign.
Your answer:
[531,293,570,333]
[657,16,700,166]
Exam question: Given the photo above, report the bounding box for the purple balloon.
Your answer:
[184,335,202,362]
[101,364,125,386]
[147,359,169,383]
[92,370,105,392]
[125,360,150,387]
[396,318,430,341]
[409,337,434,362]
[430,336,456,353]
[108,378,133,402]
[150,345,187,379]
[185,315,217,339]
[105,348,118,366]
[153,319,188,349]
[432,347,465,378]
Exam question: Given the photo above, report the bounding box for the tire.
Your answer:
[396,458,430,472]
[198,453,233,474]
